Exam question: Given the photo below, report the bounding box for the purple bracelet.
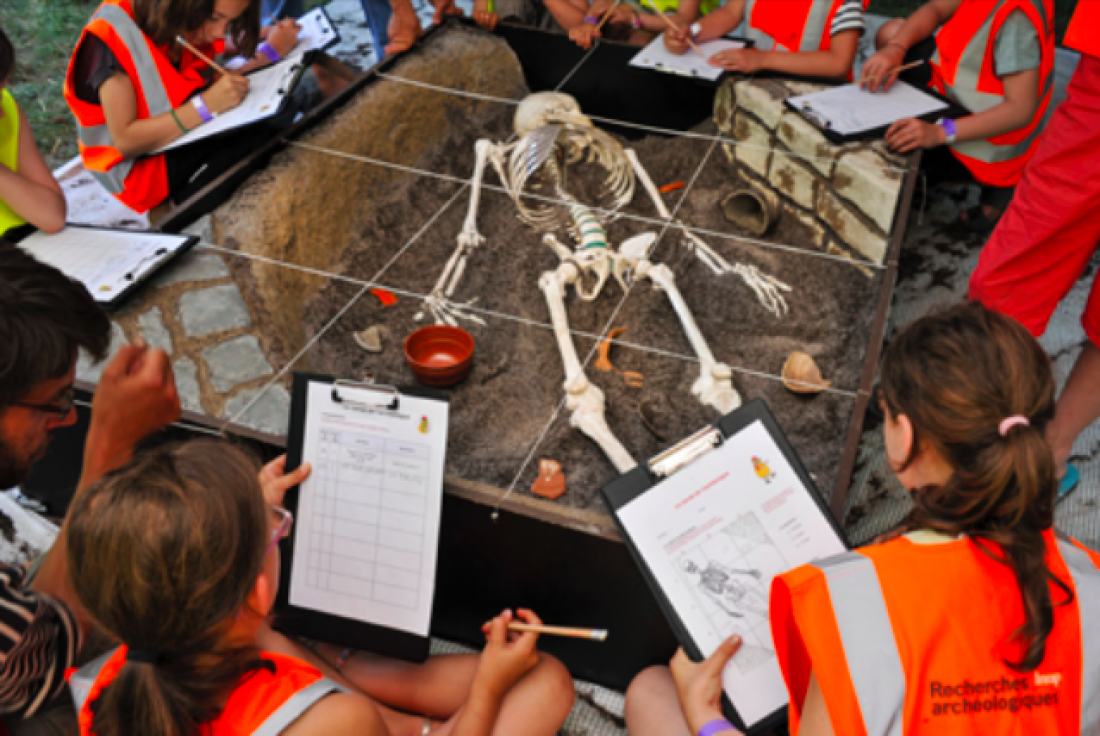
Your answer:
[258,40,281,63]
[584,15,598,23]
[698,719,737,736]
[192,94,214,124]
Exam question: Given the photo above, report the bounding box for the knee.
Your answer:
[625,666,674,727]
[875,18,905,50]
[534,653,576,715]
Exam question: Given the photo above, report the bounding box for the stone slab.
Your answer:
[224,385,292,436]
[734,79,786,130]
[137,307,173,355]
[152,252,231,287]
[818,188,888,265]
[202,336,274,393]
[173,357,203,413]
[178,284,252,338]
[731,113,772,179]
[777,111,836,177]
[769,152,817,210]
[75,322,127,384]
[834,148,904,232]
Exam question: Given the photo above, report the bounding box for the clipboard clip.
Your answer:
[331,376,400,410]
[800,103,831,130]
[648,425,722,478]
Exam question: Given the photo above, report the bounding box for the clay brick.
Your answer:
[732,112,772,178]
[769,151,817,210]
[834,149,905,231]
[776,111,836,177]
[817,189,888,265]
[734,80,786,130]
[782,203,827,250]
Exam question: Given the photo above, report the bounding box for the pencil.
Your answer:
[594,0,622,33]
[863,59,925,86]
[642,0,707,61]
[507,623,609,641]
[176,36,230,77]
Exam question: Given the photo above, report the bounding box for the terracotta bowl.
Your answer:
[404,325,475,387]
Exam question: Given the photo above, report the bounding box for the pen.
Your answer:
[176,36,230,77]
[507,623,609,641]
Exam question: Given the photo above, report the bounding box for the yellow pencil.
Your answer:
[175,35,230,77]
[507,623,609,641]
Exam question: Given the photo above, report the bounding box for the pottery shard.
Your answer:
[531,458,567,500]
[354,325,387,353]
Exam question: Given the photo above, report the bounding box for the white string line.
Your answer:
[287,140,886,271]
[554,44,601,92]
[373,71,910,175]
[220,184,473,432]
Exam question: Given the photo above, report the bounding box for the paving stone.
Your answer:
[152,252,231,287]
[178,284,252,337]
[75,322,126,384]
[173,357,202,413]
[202,336,274,393]
[776,111,836,177]
[768,152,817,210]
[731,113,772,179]
[224,385,291,437]
[817,188,888,265]
[137,307,173,354]
[834,148,904,232]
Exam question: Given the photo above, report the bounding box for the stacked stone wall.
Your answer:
[715,78,909,266]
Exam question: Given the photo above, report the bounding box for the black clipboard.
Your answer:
[2,224,198,310]
[276,372,449,663]
[601,399,848,734]
[783,81,959,145]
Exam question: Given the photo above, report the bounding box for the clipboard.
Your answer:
[628,35,754,84]
[277,372,450,663]
[601,399,848,734]
[783,80,954,144]
[4,224,198,309]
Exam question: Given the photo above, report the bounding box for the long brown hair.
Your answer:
[67,441,270,736]
[879,302,1071,671]
[133,0,261,59]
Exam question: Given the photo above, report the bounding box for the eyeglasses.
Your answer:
[266,504,293,558]
[14,386,76,418]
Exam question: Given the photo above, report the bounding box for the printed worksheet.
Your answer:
[17,226,192,303]
[787,80,948,135]
[289,381,449,636]
[225,7,339,68]
[629,34,746,82]
[617,420,846,728]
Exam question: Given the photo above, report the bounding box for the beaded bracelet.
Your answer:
[170,107,190,134]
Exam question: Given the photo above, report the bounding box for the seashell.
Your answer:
[782,351,832,394]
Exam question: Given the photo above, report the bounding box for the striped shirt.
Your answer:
[0,564,80,717]
[830,0,865,37]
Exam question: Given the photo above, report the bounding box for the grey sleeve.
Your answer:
[993,9,1042,77]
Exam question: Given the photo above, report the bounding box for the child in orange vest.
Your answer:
[623,302,1100,735]
[0,26,67,236]
[862,0,1053,233]
[65,441,574,736]
[662,0,865,79]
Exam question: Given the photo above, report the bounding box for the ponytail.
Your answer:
[881,302,1071,671]
[67,441,270,736]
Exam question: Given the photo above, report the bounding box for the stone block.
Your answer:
[732,113,772,179]
[138,307,173,355]
[178,284,252,338]
[782,204,827,250]
[834,149,904,232]
[777,112,836,177]
[768,152,817,210]
[152,252,230,287]
[76,322,126,384]
[734,80,786,130]
[817,189,888,265]
[203,335,273,393]
[714,81,736,135]
[224,385,291,437]
[173,357,202,413]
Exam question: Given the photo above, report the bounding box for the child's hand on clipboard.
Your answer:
[259,455,311,505]
[670,635,743,734]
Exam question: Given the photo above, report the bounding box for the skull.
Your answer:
[514,92,592,137]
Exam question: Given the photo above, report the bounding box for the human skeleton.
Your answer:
[416,93,791,473]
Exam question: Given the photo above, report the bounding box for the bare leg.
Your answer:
[625,666,691,736]
[315,644,574,736]
[1049,342,1100,477]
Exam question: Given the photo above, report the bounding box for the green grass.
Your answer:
[0,0,1081,171]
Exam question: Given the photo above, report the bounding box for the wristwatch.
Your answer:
[936,118,957,145]
[690,22,702,40]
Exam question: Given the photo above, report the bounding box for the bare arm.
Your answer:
[862,0,962,91]
[545,0,591,31]
[665,0,741,54]
[284,693,391,736]
[752,29,860,78]
[636,0,702,34]
[801,673,838,736]
[235,19,302,73]
[0,107,66,233]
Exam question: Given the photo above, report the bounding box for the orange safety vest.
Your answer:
[63,0,224,214]
[1064,1,1100,59]
[68,647,346,735]
[744,0,859,54]
[930,0,1055,188]
[771,530,1100,735]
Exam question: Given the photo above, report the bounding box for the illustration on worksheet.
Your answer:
[675,513,788,674]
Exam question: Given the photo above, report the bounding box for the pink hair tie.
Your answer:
[999,416,1030,436]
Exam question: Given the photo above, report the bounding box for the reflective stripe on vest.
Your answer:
[75,4,173,195]
[1055,537,1100,732]
[69,647,349,734]
[932,0,1053,177]
[815,551,905,736]
[744,0,840,52]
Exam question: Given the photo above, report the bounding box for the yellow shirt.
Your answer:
[0,89,26,235]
